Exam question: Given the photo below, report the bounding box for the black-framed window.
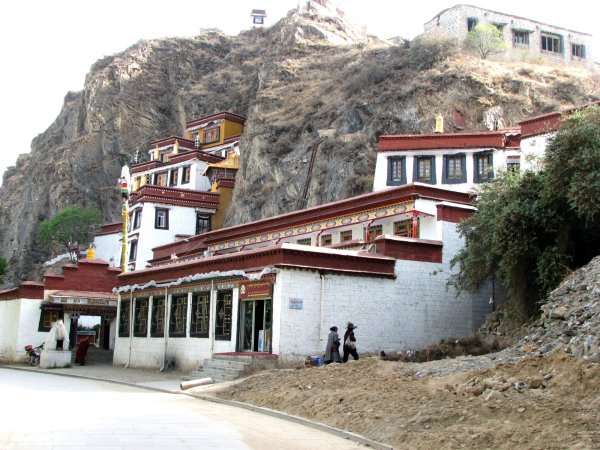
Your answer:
[541,33,562,53]
[387,156,407,186]
[474,152,494,183]
[196,214,211,235]
[513,30,529,46]
[368,224,383,241]
[169,168,178,186]
[320,234,332,246]
[119,300,130,337]
[38,309,62,332]
[133,209,142,229]
[154,171,168,186]
[215,290,232,340]
[467,17,478,31]
[413,156,436,184]
[182,166,191,183]
[150,297,165,337]
[129,240,138,262]
[340,230,353,242]
[133,298,149,337]
[169,295,187,337]
[572,44,586,58]
[443,154,466,184]
[297,238,311,245]
[155,208,169,229]
[190,292,210,338]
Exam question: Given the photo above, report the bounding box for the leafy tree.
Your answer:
[0,256,6,285]
[450,106,600,318]
[464,23,508,59]
[38,206,103,262]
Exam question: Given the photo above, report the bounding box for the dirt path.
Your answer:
[213,350,600,449]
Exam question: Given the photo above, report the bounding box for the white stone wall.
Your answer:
[93,232,122,268]
[0,299,47,362]
[520,134,553,171]
[424,5,593,67]
[274,221,494,364]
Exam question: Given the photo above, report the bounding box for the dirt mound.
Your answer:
[214,257,600,449]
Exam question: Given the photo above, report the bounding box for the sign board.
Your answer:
[289,298,303,309]
[239,281,272,300]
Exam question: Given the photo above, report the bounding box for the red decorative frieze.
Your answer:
[0,281,45,300]
[374,236,443,263]
[377,130,520,152]
[44,260,120,293]
[519,101,600,138]
[186,112,246,129]
[148,136,196,149]
[95,222,123,236]
[129,185,220,209]
[168,150,224,165]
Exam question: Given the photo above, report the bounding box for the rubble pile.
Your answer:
[516,256,600,362]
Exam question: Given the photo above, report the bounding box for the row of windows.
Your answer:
[119,291,232,340]
[387,153,493,187]
[467,18,586,58]
[295,219,417,246]
[135,166,191,191]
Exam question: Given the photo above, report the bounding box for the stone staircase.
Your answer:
[182,353,278,382]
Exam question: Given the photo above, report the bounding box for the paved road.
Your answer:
[0,369,362,449]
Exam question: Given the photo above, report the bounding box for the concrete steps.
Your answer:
[182,353,278,383]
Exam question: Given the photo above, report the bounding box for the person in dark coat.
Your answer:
[342,322,359,362]
[324,326,342,364]
[75,337,90,365]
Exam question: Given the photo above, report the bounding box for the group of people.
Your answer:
[324,322,359,364]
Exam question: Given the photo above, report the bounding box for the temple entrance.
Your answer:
[239,299,272,352]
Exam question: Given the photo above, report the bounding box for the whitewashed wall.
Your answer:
[93,232,122,267]
[520,134,553,171]
[0,299,47,362]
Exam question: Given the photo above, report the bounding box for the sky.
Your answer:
[0,0,597,183]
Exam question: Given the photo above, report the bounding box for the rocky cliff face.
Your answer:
[1,5,598,284]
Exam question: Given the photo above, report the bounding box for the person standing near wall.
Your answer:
[343,322,359,362]
[324,326,342,364]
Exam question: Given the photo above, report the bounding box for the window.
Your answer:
[190,292,210,338]
[387,156,406,186]
[129,240,138,262]
[443,154,466,184]
[467,17,478,31]
[474,152,494,183]
[155,208,169,229]
[154,171,168,186]
[169,295,187,337]
[368,224,383,241]
[132,209,142,230]
[215,290,232,340]
[413,156,436,184]
[119,300,130,337]
[572,44,586,58]
[169,168,178,186]
[541,33,562,53]
[513,30,529,46]
[133,298,148,337]
[194,133,200,149]
[150,297,165,337]
[394,219,417,238]
[196,214,211,235]
[38,309,61,332]
[182,166,191,184]
[203,123,220,144]
[507,157,520,173]
[320,234,332,246]
[297,238,311,246]
[340,230,353,242]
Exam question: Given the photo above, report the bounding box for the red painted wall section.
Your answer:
[44,260,120,293]
[0,281,45,300]
[436,204,474,223]
[374,237,443,263]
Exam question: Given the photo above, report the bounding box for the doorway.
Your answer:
[239,299,272,352]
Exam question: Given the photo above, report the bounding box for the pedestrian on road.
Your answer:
[343,322,359,362]
[324,326,342,364]
[75,337,90,365]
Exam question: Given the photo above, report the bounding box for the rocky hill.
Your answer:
[1,3,599,284]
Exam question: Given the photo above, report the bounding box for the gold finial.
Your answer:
[173,140,179,155]
[435,114,444,133]
[86,245,95,260]
[153,146,160,161]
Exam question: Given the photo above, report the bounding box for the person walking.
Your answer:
[324,326,342,364]
[342,322,359,362]
[75,337,90,366]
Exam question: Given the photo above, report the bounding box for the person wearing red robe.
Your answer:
[75,337,90,365]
